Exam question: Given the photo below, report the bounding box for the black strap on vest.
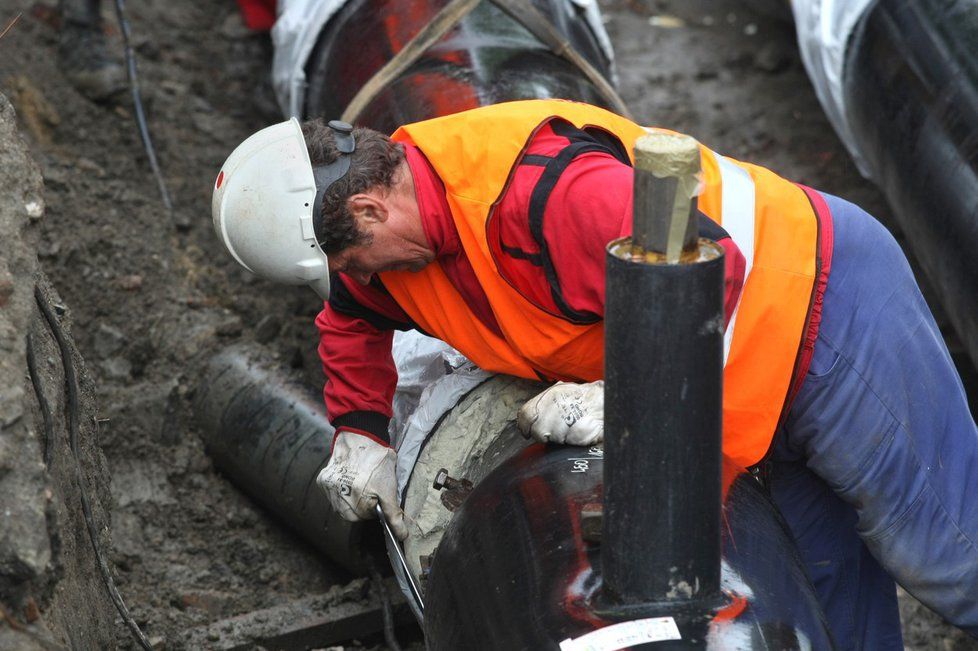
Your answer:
[509,120,730,324]
[513,121,630,323]
[527,139,616,323]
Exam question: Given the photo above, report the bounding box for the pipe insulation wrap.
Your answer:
[791,0,877,177]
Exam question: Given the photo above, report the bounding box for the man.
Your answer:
[212,99,978,648]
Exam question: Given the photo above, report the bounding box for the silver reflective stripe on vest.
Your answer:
[711,152,756,365]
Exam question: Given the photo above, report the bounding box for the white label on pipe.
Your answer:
[558,617,681,651]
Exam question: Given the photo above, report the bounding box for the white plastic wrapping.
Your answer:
[388,330,491,499]
[271,0,347,118]
[790,0,877,178]
[271,0,617,119]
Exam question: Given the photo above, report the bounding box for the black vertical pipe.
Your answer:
[601,237,725,607]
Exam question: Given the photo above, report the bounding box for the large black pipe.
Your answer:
[843,1,978,369]
[423,446,834,649]
[302,0,615,127]
[193,343,370,571]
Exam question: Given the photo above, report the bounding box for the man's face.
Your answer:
[326,174,433,285]
[328,238,429,285]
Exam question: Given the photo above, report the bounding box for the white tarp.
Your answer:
[271,0,617,119]
[791,0,877,178]
[388,330,490,498]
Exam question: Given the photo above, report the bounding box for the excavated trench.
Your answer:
[0,0,975,649]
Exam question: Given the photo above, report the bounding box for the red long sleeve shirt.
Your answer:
[316,123,746,443]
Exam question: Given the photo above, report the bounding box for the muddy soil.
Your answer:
[0,0,974,648]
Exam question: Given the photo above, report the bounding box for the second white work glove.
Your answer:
[517,380,604,446]
[317,430,409,540]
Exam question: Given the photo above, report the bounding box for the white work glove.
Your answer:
[517,380,604,446]
[317,430,408,540]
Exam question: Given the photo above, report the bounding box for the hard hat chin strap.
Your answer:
[311,120,356,247]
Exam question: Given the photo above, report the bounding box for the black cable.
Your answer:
[110,0,173,213]
[26,332,55,468]
[367,558,403,651]
[33,285,154,651]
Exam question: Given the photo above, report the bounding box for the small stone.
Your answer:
[149,635,166,650]
[254,315,281,343]
[0,275,13,307]
[754,41,791,74]
[174,212,193,232]
[216,315,243,338]
[23,597,39,623]
[219,12,253,39]
[25,199,44,219]
[76,157,105,177]
[206,630,220,642]
[190,96,213,114]
[0,386,25,428]
[135,37,161,62]
[127,338,156,379]
[647,15,685,28]
[101,356,132,381]
[94,323,127,357]
[38,240,60,258]
[181,590,233,615]
[117,274,143,291]
[41,161,68,186]
[158,80,188,96]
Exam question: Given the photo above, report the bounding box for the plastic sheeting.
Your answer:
[388,330,491,499]
[271,0,618,119]
[790,0,877,177]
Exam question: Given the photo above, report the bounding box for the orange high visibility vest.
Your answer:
[380,100,822,467]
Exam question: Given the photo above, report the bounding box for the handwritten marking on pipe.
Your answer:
[570,458,591,473]
[558,617,681,651]
[566,447,604,473]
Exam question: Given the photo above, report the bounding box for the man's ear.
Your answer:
[347,193,388,224]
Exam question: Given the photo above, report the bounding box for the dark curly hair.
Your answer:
[301,120,406,255]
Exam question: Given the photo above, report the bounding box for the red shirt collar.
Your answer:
[404,144,459,258]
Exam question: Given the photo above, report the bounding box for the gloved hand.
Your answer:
[317,430,409,540]
[517,380,604,446]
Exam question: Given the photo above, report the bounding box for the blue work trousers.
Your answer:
[768,193,978,650]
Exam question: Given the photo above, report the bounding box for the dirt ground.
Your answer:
[0,0,975,648]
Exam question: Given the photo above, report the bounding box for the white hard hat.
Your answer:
[212,117,344,300]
